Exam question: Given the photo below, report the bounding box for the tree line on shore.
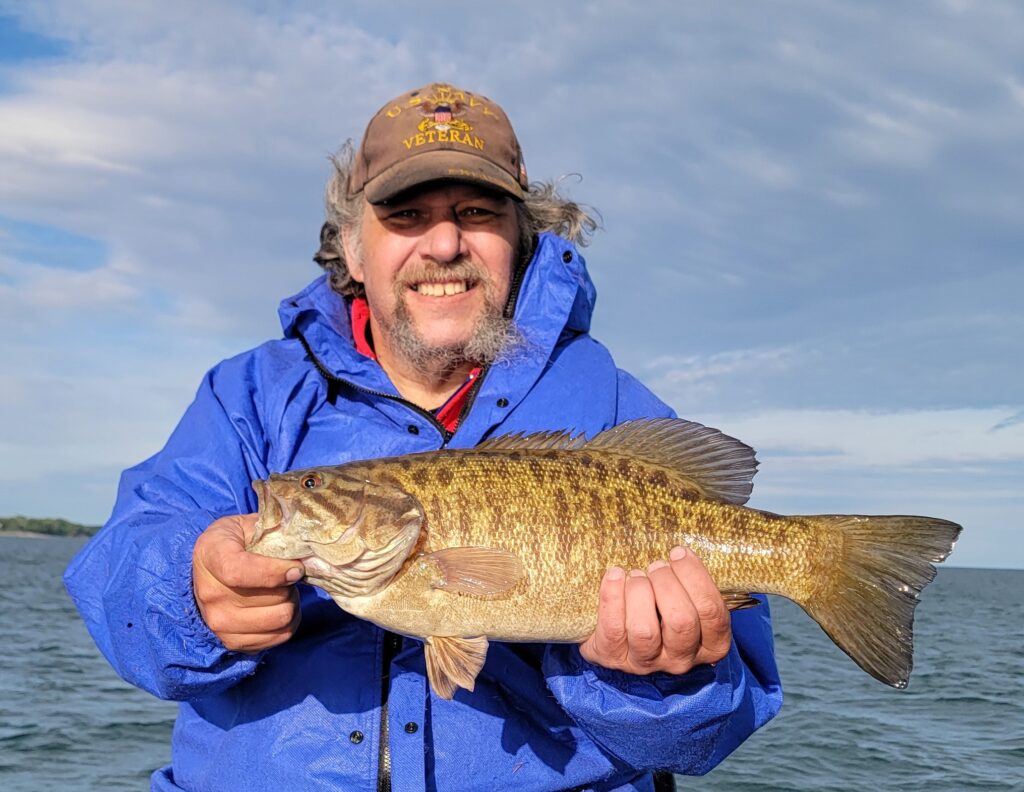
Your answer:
[0,516,99,537]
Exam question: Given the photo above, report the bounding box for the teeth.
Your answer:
[416,281,468,297]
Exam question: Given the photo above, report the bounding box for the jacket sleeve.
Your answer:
[542,369,783,775]
[63,358,273,701]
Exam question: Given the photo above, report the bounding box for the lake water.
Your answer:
[1,535,1021,791]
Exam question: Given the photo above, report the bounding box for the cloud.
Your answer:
[639,346,803,408]
[695,407,1024,469]
[0,252,138,314]
[990,409,1024,432]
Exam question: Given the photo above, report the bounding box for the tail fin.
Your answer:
[798,515,961,688]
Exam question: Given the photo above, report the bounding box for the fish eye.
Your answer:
[301,474,323,490]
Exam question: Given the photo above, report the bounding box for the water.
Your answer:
[1,535,1021,791]
[0,536,176,791]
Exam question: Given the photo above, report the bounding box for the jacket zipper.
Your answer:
[376,631,402,792]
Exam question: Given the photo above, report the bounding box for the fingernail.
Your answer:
[647,559,668,573]
[605,566,625,581]
[628,569,646,578]
[670,546,687,561]
[285,566,304,584]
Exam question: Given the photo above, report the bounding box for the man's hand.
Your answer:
[579,546,731,675]
[192,514,305,653]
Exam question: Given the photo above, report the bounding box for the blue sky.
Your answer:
[0,1,1020,568]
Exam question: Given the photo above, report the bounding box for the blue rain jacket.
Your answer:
[65,233,782,791]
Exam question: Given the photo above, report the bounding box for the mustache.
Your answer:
[395,259,492,289]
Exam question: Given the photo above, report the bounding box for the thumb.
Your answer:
[239,513,306,585]
[224,544,306,589]
[201,514,305,589]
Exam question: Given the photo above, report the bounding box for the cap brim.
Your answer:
[363,150,525,204]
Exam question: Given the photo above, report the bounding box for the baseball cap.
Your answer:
[348,82,529,204]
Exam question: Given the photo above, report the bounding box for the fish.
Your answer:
[247,418,961,699]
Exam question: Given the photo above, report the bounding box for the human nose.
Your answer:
[420,217,466,264]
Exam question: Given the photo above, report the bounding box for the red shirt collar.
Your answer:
[350,297,377,360]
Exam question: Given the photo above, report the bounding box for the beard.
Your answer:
[374,258,527,376]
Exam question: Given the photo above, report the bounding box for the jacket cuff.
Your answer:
[151,510,232,655]
[543,643,739,772]
[552,643,724,701]
[125,510,263,699]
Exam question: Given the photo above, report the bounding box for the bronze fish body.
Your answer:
[248,418,961,699]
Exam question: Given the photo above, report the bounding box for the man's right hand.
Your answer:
[192,514,305,653]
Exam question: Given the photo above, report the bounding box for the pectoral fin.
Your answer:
[424,635,490,699]
[427,547,525,596]
[721,592,761,611]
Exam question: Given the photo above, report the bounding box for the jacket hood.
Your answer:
[277,232,597,377]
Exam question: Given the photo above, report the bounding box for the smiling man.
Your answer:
[343,182,521,408]
[65,83,782,792]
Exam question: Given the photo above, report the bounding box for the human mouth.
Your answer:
[412,280,471,297]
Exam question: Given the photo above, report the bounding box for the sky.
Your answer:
[0,1,1020,569]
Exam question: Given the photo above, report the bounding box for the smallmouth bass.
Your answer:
[248,418,961,699]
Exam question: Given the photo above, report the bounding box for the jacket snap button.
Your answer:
[407,424,420,435]
[496,398,509,408]
[404,722,418,734]
[349,730,364,744]
[562,250,573,263]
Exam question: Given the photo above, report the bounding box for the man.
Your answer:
[65,83,781,791]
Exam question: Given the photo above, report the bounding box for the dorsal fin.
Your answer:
[475,429,587,452]
[582,418,758,505]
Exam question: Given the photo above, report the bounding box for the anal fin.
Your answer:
[721,592,761,611]
[424,635,490,699]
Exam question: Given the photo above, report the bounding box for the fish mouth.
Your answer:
[250,479,294,547]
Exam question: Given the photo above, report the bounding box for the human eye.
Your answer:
[383,207,422,225]
[458,202,505,224]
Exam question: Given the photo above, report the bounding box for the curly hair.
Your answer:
[313,142,600,300]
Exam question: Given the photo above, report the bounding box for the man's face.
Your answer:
[344,183,520,370]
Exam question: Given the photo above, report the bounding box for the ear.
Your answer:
[341,223,365,283]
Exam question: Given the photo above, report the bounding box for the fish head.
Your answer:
[249,468,424,597]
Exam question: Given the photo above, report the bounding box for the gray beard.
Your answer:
[379,290,527,377]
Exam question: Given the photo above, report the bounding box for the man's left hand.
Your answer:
[579,546,732,676]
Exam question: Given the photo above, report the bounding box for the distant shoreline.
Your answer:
[0,516,99,538]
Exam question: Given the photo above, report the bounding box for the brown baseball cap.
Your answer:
[348,82,529,204]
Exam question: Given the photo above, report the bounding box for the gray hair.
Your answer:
[314,142,600,300]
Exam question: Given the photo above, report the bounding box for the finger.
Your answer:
[203,541,305,590]
[583,567,628,663]
[221,586,299,608]
[624,569,662,668]
[194,578,294,614]
[219,622,298,654]
[669,546,732,663]
[646,558,701,660]
[202,599,300,639]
